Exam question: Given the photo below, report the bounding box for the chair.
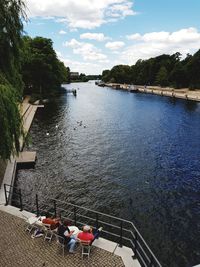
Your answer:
[22,213,37,234]
[43,224,58,242]
[79,240,91,259]
[25,223,36,234]
[55,234,65,257]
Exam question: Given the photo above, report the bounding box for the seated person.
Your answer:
[31,228,44,238]
[58,220,76,253]
[77,225,103,244]
[42,217,60,230]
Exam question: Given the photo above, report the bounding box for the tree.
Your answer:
[102,70,111,82]
[156,66,169,87]
[132,60,152,85]
[186,49,200,89]
[103,65,132,84]
[169,62,188,88]
[0,0,26,96]
[86,74,101,80]
[79,73,88,82]
[0,74,23,160]
[22,36,70,96]
[61,66,70,83]
[0,0,26,159]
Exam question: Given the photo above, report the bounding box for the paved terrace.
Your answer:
[0,209,124,267]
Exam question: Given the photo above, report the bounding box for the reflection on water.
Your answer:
[16,82,200,267]
[184,100,199,112]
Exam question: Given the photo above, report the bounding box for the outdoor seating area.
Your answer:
[0,209,124,267]
[24,213,102,253]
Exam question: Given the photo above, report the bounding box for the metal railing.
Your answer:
[4,183,162,267]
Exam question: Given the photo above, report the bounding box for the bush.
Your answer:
[0,82,23,159]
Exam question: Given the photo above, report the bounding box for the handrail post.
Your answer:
[119,221,123,247]
[4,184,8,206]
[53,200,57,218]
[36,194,39,217]
[74,206,77,225]
[96,213,99,229]
[19,189,23,211]
[8,184,13,205]
[149,255,154,267]
[132,231,137,259]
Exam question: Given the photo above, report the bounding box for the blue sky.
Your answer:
[24,0,200,74]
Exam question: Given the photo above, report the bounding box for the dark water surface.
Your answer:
[16,82,200,266]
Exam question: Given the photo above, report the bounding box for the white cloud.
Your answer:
[107,2,135,17]
[59,30,67,35]
[55,50,62,58]
[127,27,200,44]
[169,28,200,43]
[56,50,103,74]
[26,0,136,29]
[105,41,125,50]
[64,38,107,61]
[65,39,82,48]
[80,33,109,41]
[142,31,170,42]
[126,33,141,40]
[57,57,109,75]
[99,59,110,63]
[122,27,200,64]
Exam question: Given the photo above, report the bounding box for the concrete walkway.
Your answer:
[0,97,41,203]
[104,83,200,102]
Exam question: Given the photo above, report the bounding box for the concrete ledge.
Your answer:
[115,245,140,267]
[0,157,16,204]
[93,237,118,253]
[16,151,37,169]
[0,204,34,220]
[88,234,140,267]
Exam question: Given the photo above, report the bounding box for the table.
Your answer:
[65,226,80,238]
[27,216,46,226]
[25,216,46,234]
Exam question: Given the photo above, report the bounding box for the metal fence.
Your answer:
[4,183,162,267]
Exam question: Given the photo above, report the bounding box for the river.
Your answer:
[16,81,200,267]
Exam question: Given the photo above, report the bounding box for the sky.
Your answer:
[24,0,200,75]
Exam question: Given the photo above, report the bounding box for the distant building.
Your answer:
[70,72,79,79]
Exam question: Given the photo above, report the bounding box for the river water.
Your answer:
[16,82,200,266]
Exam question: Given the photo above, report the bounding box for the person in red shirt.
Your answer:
[77,225,94,243]
[42,217,60,230]
[77,225,103,244]
[31,217,60,238]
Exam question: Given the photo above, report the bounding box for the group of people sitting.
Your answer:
[58,220,102,253]
[31,215,102,254]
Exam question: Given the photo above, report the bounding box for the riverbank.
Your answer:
[0,96,42,192]
[104,83,200,102]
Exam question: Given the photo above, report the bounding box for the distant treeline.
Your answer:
[86,74,102,80]
[102,50,200,89]
[71,74,101,82]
